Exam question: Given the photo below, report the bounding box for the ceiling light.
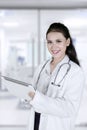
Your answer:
[3,22,19,27]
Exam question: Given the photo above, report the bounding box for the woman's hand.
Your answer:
[28,92,35,100]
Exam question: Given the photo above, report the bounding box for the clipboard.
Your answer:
[2,75,31,86]
[2,75,35,101]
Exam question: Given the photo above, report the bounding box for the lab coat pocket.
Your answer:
[47,83,63,98]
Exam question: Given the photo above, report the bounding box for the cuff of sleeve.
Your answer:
[30,90,40,106]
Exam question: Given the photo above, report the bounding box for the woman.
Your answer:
[27,22,85,130]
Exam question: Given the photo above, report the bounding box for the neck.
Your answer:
[51,55,65,65]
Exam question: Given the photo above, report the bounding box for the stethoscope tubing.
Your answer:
[36,58,71,88]
[36,59,50,86]
[52,60,71,87]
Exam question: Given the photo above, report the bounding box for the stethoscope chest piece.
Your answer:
[51,82,61,87]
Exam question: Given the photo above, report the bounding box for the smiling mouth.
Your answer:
[52,50,60,54]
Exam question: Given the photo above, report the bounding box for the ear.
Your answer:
[66,38,70,46]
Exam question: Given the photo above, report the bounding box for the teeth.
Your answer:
[52,50,59,54]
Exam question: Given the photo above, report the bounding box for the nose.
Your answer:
[51,42,58,48]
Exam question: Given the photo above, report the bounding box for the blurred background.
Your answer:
[0,0,87,130]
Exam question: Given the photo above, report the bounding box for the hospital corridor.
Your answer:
[0,0,87,130]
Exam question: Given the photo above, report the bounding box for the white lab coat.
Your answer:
[27,55,85,130]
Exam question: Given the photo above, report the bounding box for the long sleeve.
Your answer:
[30,69,85,118]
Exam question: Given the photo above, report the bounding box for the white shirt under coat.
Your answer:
[27,55,85,130]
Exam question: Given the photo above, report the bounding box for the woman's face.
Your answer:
[46,32,70,61]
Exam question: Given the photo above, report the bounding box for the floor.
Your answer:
[0,90,30,128]
[0,89,87,130]
[0,126,27,130]
[0,127,86,130]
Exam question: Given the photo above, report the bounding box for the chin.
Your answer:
[53,54,64,60]
[53,55,61,59]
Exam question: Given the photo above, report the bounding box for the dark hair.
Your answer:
[46,22,80,66]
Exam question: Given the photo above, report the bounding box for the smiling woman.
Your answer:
[27,22,85,130]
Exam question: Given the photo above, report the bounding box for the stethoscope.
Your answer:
[51,59,71,87]
[36,58,71,88]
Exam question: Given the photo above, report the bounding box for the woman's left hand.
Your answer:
[28,92,35,100]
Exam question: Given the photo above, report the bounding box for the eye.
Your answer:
[47,40,53,45]
[56,40,62,43]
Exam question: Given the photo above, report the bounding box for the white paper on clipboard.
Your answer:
[2,76,35,101]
